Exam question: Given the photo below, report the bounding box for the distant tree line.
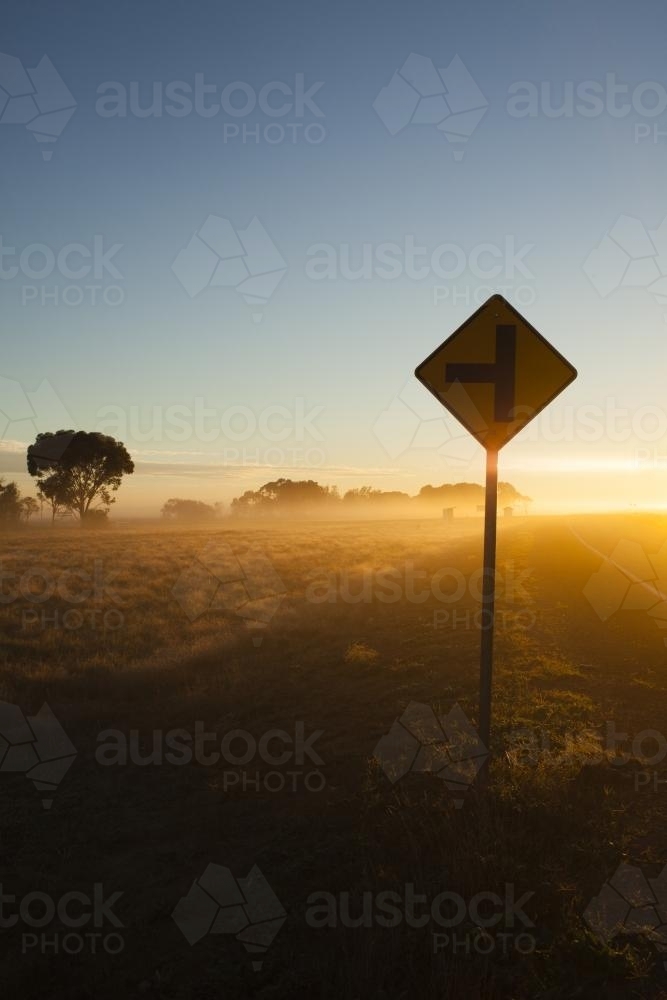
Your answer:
[161,498,225,522]
[221,477,532,518]
[160,477,532,522]
[1,429,531,527]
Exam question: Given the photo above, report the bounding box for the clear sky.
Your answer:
[3,0,667,514]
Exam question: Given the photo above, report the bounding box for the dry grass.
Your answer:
[2,514,667,998]
[344,642,380,664]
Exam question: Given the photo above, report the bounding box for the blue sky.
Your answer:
[3,0,667,513]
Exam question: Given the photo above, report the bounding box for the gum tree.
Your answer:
[27,430,134,523]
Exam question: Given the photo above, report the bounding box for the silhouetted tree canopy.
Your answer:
[0,480,39,528]
[0,480,23,523]
[36,473,70,523]
[231,479,340,515]
[27,430,134,522]
[498,482,532,508]
[161,498,217,521]
[20,497,39,521]
[418,481,531,509]
[342,487,411,504]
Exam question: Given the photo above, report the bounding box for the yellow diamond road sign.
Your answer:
[415,294,577,452]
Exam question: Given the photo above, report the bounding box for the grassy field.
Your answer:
[2,513,667,999]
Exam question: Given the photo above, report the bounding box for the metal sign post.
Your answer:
[479,447,498,749]
[415,294,577,756]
